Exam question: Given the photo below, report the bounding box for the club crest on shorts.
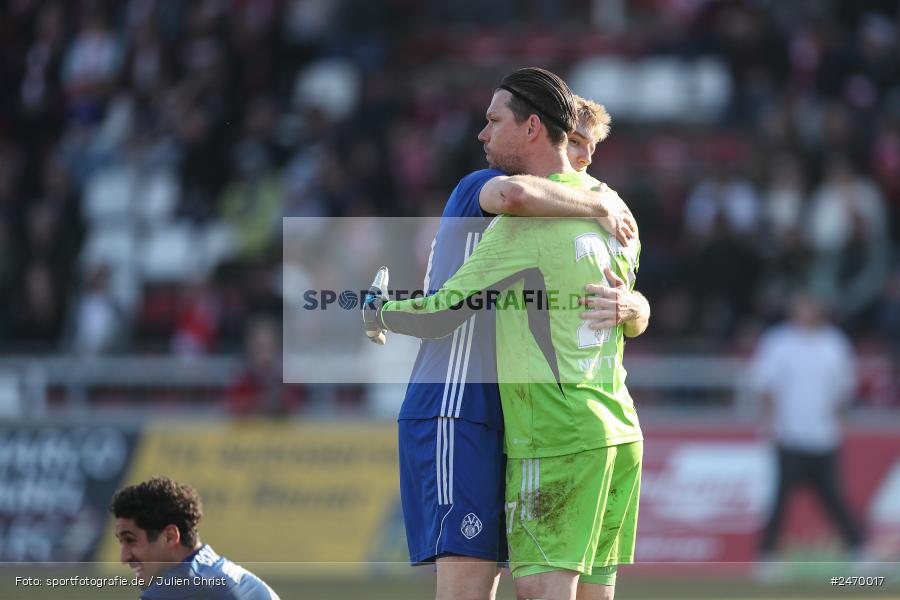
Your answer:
[460,512,483,540]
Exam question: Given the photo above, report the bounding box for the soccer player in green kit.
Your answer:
[365,81,645,600]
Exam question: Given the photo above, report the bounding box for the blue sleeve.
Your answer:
[442,169,505,218]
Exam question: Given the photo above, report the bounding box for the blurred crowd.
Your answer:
[0,0,898,390]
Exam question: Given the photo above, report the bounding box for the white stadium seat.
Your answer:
[134,170,179,224]
[81,223,137,270]
[691,57,732,121]
[199,222,239,274]
[84,166,135,223]
[569,57,634,118]
[138,222,199,282]
[633,57,690,121]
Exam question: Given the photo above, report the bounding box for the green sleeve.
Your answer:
[380,216,537,339]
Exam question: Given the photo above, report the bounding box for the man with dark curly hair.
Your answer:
[110,476,280,600]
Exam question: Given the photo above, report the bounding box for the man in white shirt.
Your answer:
[748,292,865,559]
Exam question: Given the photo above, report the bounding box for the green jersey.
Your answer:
[381,171,642,458]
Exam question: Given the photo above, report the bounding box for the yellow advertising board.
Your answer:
[97,421,404,576]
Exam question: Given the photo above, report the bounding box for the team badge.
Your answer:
[574,233,605,262]
[460,512,483,540]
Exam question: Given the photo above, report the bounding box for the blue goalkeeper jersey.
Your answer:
[140,544,279,600]
[397,169,504,430]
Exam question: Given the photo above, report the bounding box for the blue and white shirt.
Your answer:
[140,544,279,600]
[397,169,504,430]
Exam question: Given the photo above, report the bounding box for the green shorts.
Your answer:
[505,441,642,585]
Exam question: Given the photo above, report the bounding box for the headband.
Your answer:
[499,84,571,133]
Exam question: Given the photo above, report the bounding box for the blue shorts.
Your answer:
[398,417,507,564]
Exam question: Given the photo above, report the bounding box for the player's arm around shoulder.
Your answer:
[480,175,637,248]
[478,175,520,215]
[594,182,639,240]
[477,174,601,217]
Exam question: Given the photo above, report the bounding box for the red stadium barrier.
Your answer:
[636,423,900,568]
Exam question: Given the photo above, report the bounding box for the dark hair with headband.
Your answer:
[498,67,576,146]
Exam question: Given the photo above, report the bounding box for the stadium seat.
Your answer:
[134,170,179,225]
[569,57,634,118]
[109,264,142,314]
[0,372,22,418]
[690,58,732,122]
[199,222,239,274]
[293,59,360,120]
[81,223,137,270]
[139,222,199,282]
[632,57,690,121]
[84,166,136,224]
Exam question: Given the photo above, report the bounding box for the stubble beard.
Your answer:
[487,150,526,175]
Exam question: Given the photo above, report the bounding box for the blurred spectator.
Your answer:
[282,0,341,51]
[876,266,900,361]
[0,0,894,399]
[218,97,285,258]
[171,279,220,356]
[227,316,304,416]
[870,117,900,239]
[684,165,760,239]
[683,165,762,337]
[748,293,866,562]
[26,154,83,285]
[0,220,17,328]
[18,2,68,154]
[756,153,813,318]
[176,101,229,222]
[806,154,890,320]
[10,261,66,347]
[62,7,121,120]
[0,146,24,337]
[760,153,805,252]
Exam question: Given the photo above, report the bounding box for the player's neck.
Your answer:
[525,146,575,178]
[171,541,203,563]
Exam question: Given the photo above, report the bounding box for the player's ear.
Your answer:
[164,524,181,546]
[526,114,541,139]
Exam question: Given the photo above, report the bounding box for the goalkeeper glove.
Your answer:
[362,266,389,345]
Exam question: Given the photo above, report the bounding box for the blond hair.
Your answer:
[574,95,611,143]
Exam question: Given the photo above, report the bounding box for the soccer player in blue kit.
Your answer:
[389,68,637,600]
[111,476,280,600]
